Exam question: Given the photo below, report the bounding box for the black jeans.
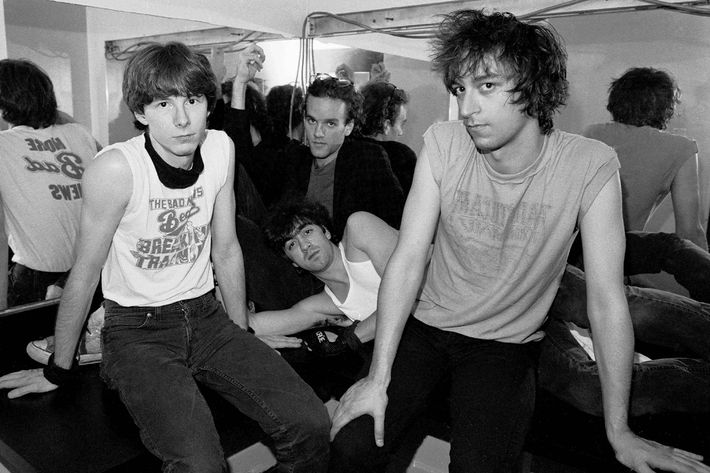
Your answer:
[330,317,537,473]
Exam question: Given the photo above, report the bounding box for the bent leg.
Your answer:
[190,298,330,473]
[447,336,537,473]
[101,306,226,473]
[552,264,710,360]
[625,231,710,302]
[329,317,448,473]
[539,318,710,417]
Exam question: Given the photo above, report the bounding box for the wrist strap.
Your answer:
[43,353,79,386]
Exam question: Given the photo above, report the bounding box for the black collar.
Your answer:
[144,132,204,189]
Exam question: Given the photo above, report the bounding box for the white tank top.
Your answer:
[100,130,230,307]
[324,243,380,321]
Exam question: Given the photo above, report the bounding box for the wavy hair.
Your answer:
[607,67,678,129]
[431,9,568,134]
[359,81,409,137]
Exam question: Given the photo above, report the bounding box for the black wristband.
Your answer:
[43,354,79,386]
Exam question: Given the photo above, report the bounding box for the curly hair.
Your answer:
[359,81,409,137]
[431,9,568,135]
[123,42,217,130]
[262,199,337,256]
[267,84,304,138]
[0,59,57,129]
[607,67,678,130]
[306,76,363,125]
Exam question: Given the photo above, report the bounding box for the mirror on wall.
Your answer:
[2,0,708,314]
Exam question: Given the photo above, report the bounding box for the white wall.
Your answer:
[551,9,710,231]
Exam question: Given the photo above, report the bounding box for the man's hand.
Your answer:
[235,43,265,85]
[330,376,388,446]
[0,369,58,399]
[612,430,710,473]
[256,334,302,350]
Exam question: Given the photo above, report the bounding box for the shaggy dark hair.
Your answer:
[360,81,409,137]
[0,59,57,128]
[306,75,363,124]
[123,42,217,130]
[607,67,678,130]
[431,9,568,135]
[267,84,304,137]
[262,199,337,255]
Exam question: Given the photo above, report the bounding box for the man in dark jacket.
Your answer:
[224,45,404,240]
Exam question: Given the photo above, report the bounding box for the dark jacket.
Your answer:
[282,137,405,239]
[359,136,417,197]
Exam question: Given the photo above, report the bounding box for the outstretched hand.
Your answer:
[0,368,58,399]
[256,334,302,350]
[612,430,710,473]
[235,43,265,84]
[330,376,388,446]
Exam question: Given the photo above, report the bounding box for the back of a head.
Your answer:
[267,84,304,138]
[262,199,335,255]
[306,76,363,125]
[430,9,568,134]
[360,81,408,137]
[0,59,58,129]
[122,42,218,130]
[607,67,678,130]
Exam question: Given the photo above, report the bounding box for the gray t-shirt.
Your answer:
[306,158,336,217]
[415,122,619,343]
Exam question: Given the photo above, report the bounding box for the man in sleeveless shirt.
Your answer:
[328,10,709,473]
[0,42,329,473]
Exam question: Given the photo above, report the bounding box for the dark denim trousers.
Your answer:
[100,292,330,473]
[624,231,710,303]
[330,317,537,473]
[7,263,68,307]
[540,264,710,417]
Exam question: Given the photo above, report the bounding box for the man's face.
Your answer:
[283,223,336,274]
[452,60,536,156]
[304,96,354,166]
[134,94,208,169]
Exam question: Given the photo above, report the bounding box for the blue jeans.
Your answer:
[330,317,537,473]
[540,264,710,417]
[100,292,330,473]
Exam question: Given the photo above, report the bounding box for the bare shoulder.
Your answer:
[343,211,398,268]
[83,148,132,206]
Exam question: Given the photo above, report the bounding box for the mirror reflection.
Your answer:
[1,0,708,313]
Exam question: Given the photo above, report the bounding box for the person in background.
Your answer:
[0,42,330,473]
[0,59,100,310]
[228,45,404,240]
[358,80,417,195]
[329,9,709,473]
[584,67,706,250]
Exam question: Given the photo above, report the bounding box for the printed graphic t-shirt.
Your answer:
[100,130,230,307]
[415,121,619,343]
[0,123,98,271]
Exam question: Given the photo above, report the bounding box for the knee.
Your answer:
[330,417,383,472]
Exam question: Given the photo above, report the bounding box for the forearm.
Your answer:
[53,270,101,369]
[369,255,424,384]
[588,297,635,443]
[251,308,327,336]
[676,223,708,251]
[0,236,7,311]
[213,247,249,328]
[353,312,377,343]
